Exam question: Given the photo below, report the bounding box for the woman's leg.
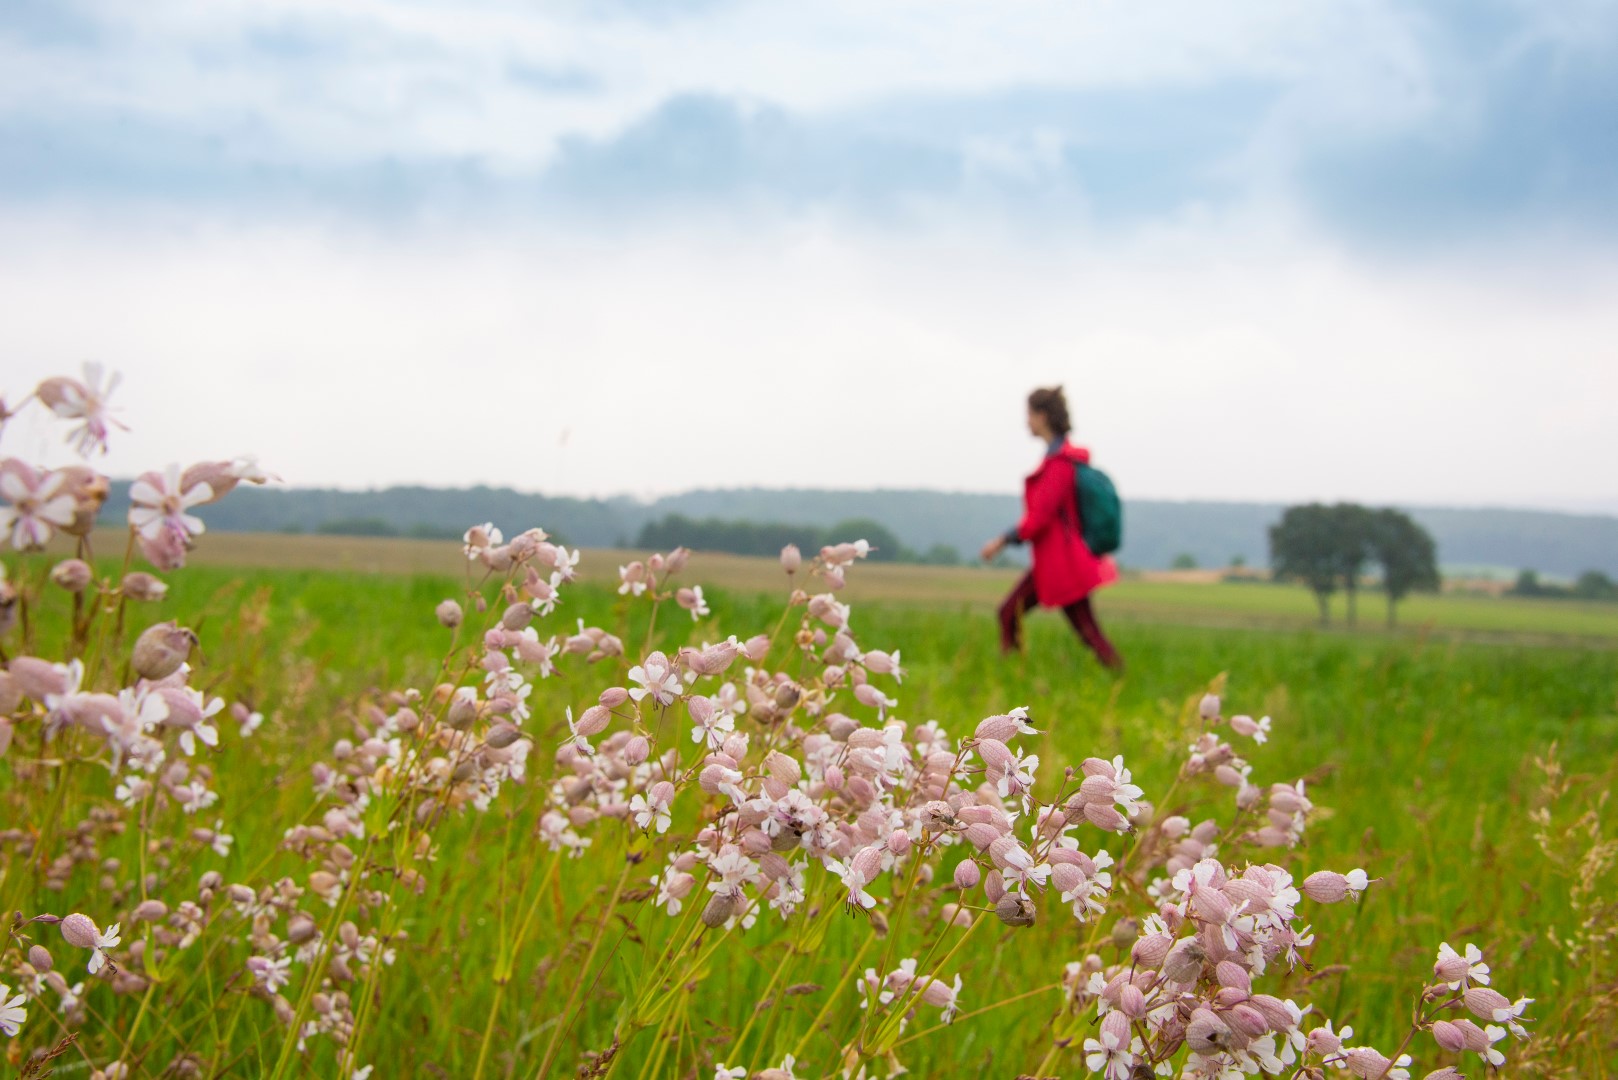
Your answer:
[997,571,1040,653]
[1062,596,1124,671]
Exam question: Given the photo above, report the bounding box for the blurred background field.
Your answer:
[77,528,1618,645]
[13,538,1614,1075]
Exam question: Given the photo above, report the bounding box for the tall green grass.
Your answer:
[6,561,1616,1076]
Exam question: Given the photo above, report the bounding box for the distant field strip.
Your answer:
[71,528,1618,644]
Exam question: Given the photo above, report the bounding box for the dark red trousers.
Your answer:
[998,571,1122,669]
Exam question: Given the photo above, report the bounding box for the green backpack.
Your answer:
[1074,463,1123,556]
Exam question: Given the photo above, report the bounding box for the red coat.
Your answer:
[1017,442,1118,607]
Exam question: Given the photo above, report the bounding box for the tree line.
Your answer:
[1269,503,1440,626]
[634,514,962,566]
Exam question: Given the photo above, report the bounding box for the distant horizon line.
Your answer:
[103,477,1618,521]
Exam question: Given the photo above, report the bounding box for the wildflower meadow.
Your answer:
[1,368,1615,1079]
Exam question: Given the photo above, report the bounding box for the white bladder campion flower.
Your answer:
[59,913,121,974]
[0,981,26,1037]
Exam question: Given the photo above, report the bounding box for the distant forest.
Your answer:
[96,482,1618,577]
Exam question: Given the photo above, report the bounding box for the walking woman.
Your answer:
[979,386,1122,670]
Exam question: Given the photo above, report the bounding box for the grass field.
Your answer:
[75,527,1618,644]
[5,537,1617,1077]
[12,537,1618,1075]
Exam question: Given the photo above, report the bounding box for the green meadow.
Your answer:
[7,546,1614,1078]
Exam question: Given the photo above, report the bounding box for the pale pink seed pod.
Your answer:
[824,764,846,790]
[665,547,690,572]
[1227,1003,1268,1038]
[919,976,958,1008]
[10,657,70,701]
[1118,983,1147,1019]
[1131,931,1175,969]
[1199,693,1220,720]
[887,830,912,857]
[1161,937,1205,983]
[485,722,523,749]
[598,687,629,708]
[1249,994,1296,1030]
[1213,763,1245,788]
[1301,871,1352,903]
[573,705,611,738]
[740,829,772,855]
[286,915,318,944]
[1236,783,1263,810]
[51,558,93,592]
[435,600,463,628]
[1433,958,1468,987]
[1451,1019,1490,1052]
[122,572,168,601]
[850,846,884,884]
[1214,960,1251,994]
[701,892,738,928]
[962,822,1000,851]
[500,602,533,631]
[60,913,99,949]
[1050,863,1084,895]
[953,860,981,890]
[1083,802,1129,832]
[647,553,665,573]
[1079,756,1117,779]
[1306,1026,1345,1057]
[133,900,168,922]
[1186,1007,1231,1053]
[994,893,1036,927]
[623,735,650,765]
[973,715,1020,743]
[975,738,1014,772]
[28,944,53,971]
[1430,1020,1466,1053]
[1422,1070,1465,1080]
[741,634,771,661]
[1341,1048,1395,1078]
[1101,1009,1131,1044]
[939,902,973,928]
[1229,714,1260,737]
[1078,773,1117,800]
[763,750,801,787]
[983,869,1006,904]
[1462,986,1512,1021]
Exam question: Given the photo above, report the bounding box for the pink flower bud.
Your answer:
[133,900,168,922]
[983,869,1006,904]
[132,621,197,680]
[435,599,463,628]
[1430,1020,1466,1053]
[117,571,165,602]
[1118,983,1147,1019]
[1199,693,1220,720]
[597,687,629,709]
[623,735,650,765]
[887,830,912,857]
[28,944,53,971]
[50,558,93,592]
[953,860,981,889]
[1079,756,1116,779]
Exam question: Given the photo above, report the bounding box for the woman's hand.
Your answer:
[979,535,1006,562]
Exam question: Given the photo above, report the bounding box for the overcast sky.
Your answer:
[3,0,1616,511]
